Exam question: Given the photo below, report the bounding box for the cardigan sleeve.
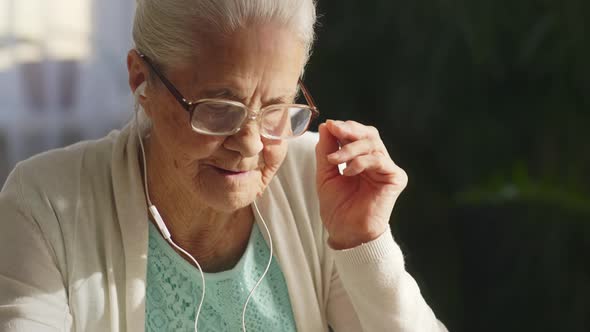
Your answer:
[0,166,73,331]
[326,226,448,332]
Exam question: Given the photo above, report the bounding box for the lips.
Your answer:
[216,167,247,174]
[209,165,252,175]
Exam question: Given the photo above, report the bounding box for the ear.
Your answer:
[127,50,151,113]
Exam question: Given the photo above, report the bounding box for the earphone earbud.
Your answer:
[135,81,147,98]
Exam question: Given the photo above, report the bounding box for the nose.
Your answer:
[223,118,263,157]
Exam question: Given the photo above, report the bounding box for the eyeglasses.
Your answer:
[137,51,320,140]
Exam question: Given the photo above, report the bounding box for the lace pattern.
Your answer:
[145,221,297,332]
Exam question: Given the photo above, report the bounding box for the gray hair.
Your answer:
[133,0,317,70]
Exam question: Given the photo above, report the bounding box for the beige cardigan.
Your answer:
[0,122,447,331]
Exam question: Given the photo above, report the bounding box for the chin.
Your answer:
[197,184,260,212]
[205,193,257,212]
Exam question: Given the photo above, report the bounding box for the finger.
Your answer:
[327,138,375,164]
[342,153,397,179]
[326,120,380,144]
[316,122,341,179]
[345,154,408,188]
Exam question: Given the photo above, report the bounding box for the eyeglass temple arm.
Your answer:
[298,79,319,117]
[137,51,194,112]
[139,51,317,118]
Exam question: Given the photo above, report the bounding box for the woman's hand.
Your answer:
[315,120,408,250]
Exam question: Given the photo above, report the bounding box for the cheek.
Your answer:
[149,99,188,144]
[262,139,288,172]
[150,103,224,162]
[173,135,224,170]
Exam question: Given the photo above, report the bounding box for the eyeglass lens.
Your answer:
[190,102,312,138]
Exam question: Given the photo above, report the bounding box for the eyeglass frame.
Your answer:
[136,51,320,138]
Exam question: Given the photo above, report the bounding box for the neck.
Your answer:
[143,136,254,272]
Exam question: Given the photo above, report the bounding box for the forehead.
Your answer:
[169,24,307,102]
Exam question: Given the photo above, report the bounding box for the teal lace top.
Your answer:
[145,221,297,332]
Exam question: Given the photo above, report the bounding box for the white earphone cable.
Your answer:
[135,107,206,332]
[243,200,273,331]
[135,91,273,332]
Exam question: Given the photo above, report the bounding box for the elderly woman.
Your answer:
[0,0,447,331]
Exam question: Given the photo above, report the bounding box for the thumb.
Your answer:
[315,122,341,183]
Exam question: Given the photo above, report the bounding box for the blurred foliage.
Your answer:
[458,161,590,215]
[307,0,589,330]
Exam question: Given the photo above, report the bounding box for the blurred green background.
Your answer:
[306,0,590,331]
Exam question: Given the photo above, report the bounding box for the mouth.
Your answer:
[210,165,252,176]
